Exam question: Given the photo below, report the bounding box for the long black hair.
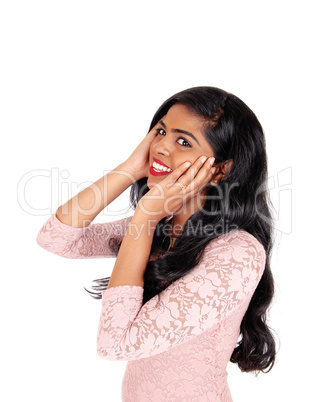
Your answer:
[85,86,276,373]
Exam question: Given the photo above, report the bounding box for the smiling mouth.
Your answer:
[149,160,173,177]
[152,161,172,173]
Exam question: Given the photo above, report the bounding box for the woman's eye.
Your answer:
[177,138,191,148]
[156,128,166,136]
[155,129,191,148]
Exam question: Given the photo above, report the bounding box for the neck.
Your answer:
[168,211,193,238]
[169,215,185,237]
[167,192,207,237]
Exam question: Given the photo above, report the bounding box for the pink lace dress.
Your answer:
[37,213,266,402]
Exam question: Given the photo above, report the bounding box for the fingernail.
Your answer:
[211,167,216,174]
[201,156,207,164]
[209,157,215,165]
[184,161,191,168]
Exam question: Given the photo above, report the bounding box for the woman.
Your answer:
[37,86,276,401]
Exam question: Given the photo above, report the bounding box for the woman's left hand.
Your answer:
[136,155,216,223]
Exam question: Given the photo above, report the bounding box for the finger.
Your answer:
[168,160,192,182]
[147,127,159,136]
[187,155,210,181]
[175,155,209,186]
[198,157,216,182]
[137,130,158,152]
[145,129,158,143]
[185,157,216,192]
[195,156,216,181]
[176,156,214,193]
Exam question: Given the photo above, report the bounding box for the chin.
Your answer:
[146,175,162,190]
[146,178,154,189]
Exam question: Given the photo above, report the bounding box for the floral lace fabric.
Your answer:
[36,212,132,258]
[37,213,266,401]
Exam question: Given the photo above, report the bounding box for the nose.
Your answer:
[153,135,172,158]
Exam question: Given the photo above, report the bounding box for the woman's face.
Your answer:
[147,103,215,189]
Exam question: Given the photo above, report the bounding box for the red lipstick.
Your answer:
[149,158,173,177]
[153,157,171,169]
[149,166,171,176]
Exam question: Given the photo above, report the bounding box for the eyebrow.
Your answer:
[159,120,200,146]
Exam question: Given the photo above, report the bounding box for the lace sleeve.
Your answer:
[97,230,266,361]
[36,212,133,259]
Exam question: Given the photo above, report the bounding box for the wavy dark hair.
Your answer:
[85,86,276,373]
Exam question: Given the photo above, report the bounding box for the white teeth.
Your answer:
[153,162,172,172]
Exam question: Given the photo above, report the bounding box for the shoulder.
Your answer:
[201,229,266,274]
[171,229,267,309]
[205,229,265,254]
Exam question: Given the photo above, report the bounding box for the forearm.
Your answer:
[107,209,157,289]
[56,162,137,228]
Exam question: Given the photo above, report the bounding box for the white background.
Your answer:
[1,0,307,401]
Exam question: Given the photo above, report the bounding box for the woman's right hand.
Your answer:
[123,128,158,182]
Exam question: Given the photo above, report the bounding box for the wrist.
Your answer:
[104,162,138,192]
[132,202,164,230]
[120,161,144,183]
